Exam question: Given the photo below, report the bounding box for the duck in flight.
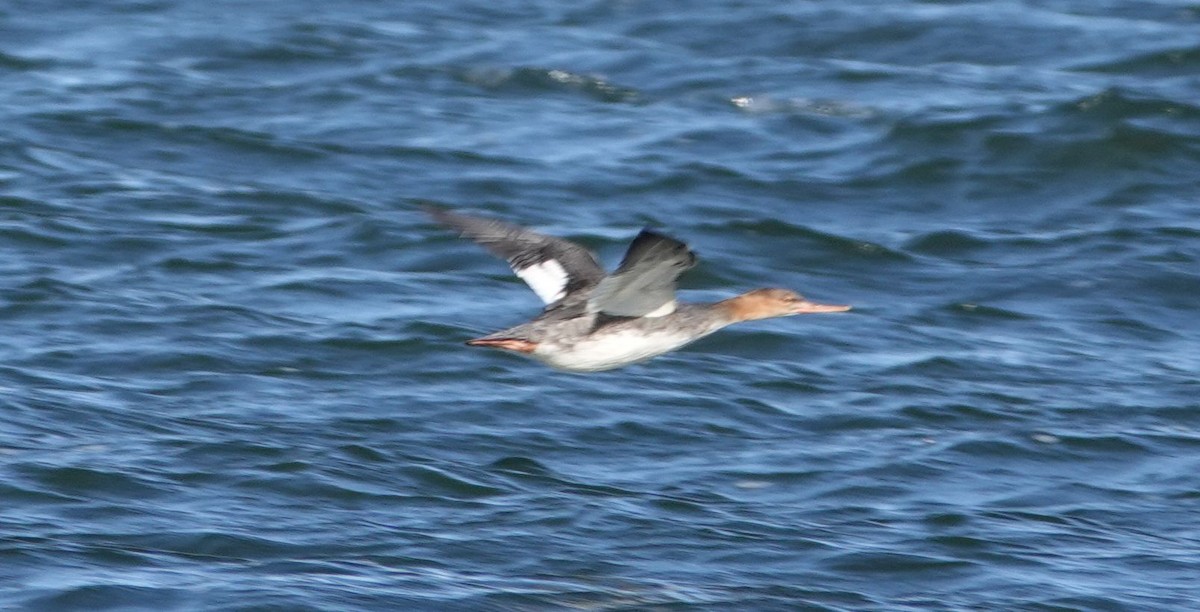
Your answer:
[428,208,850,372]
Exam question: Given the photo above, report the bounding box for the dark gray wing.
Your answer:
[426,207,606,304]
[587,229,696,318]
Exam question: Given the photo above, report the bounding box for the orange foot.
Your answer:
[465,338,538,354]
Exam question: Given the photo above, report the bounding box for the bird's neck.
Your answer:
[716,293,780,322]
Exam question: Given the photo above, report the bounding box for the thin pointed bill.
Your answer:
[792,301,852,314]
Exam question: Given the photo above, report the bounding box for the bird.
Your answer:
[427,207,850,372]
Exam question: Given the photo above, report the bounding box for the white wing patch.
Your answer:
[641,300,676,318]
[514,259,569,304]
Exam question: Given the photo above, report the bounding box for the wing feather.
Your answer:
[588,229,696,318]
[426,207,606,305]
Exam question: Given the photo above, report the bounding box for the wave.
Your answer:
[458,66,641,104]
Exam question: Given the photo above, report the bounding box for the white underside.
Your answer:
[533,328,711,372]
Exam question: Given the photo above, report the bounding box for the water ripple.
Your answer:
[3,0,1199,609]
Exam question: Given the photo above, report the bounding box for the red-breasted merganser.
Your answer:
[429,208,850,372]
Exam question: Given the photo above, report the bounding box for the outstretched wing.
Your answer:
[426,207,606,305]
[587,229,696,318]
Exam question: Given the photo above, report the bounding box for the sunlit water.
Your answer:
[2,1,1199,609]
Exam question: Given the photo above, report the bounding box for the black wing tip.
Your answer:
[630,228,688,251]
[422,205,512,239]
[420,202,463,225]
[634,227,676,241]
[618,228,695,272]
[419,203,498,225]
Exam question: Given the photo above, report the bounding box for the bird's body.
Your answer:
[428,208,849,372]
[474,301,730,372]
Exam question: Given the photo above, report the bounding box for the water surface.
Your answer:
[2,1,1199,610]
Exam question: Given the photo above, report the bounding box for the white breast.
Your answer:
[533,328,707,372]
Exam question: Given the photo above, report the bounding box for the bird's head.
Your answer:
[724,288,851,321]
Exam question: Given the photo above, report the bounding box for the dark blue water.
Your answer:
[3,1,1199,609]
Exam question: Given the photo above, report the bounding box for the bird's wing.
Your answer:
[427,207,606,305]
[587,229,696,318]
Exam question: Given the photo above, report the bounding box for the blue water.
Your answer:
[3,1,1199,610]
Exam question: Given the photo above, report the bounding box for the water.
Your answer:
[3,0,1199,609]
